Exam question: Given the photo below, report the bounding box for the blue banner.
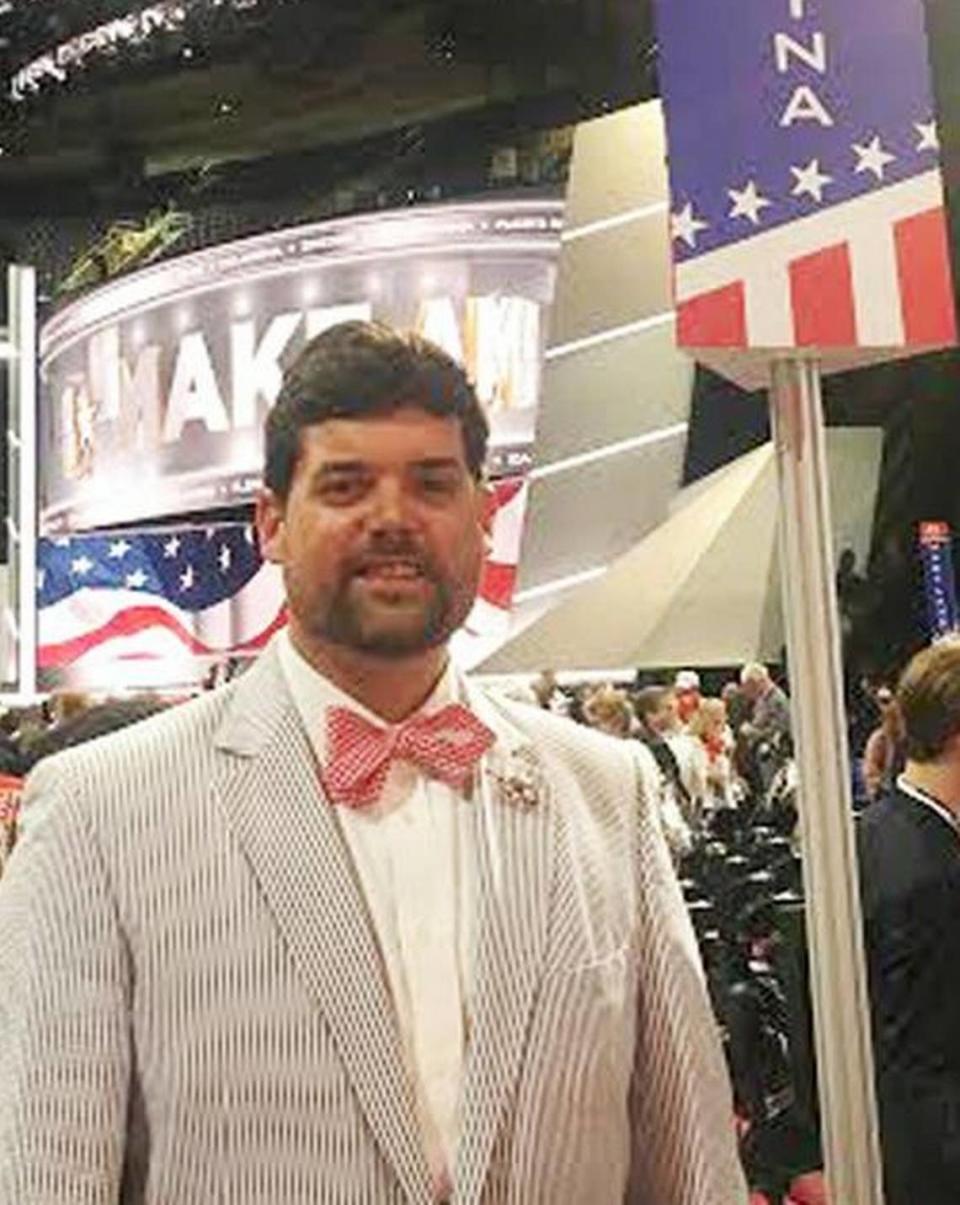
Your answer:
[918,521,959,640]
[654,0,939,264]
[653,0,957,359]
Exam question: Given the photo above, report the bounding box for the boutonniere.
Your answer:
[487,744,546,811]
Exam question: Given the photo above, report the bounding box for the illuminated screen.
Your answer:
[39,198,563,533]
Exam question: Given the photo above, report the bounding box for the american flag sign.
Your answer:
[37,523,286,689]
[655,0,957,354]
[37,483,527,688]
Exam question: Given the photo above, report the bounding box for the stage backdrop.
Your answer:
[37,198,562,689]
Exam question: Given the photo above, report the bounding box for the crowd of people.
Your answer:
[521,661,793,856]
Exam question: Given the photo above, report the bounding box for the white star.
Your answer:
[125,569,148,589]
[71,555,93,577]
[218,545,232,573]
[790,158,833,203]
[37,569,45,591]
[915,120,939,152]
[52,537,71,548]
[670,202,709,250]
[853,134,896,181]
[179,564,195,592]
[244,525,255,545]
[108,539,132,559]
[727,179,772,226]
[163,536,181,559]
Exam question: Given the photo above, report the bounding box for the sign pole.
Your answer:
[5,266,37,696]
[768,357,884,1205]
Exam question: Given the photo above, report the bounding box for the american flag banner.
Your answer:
[468,475,528,633]
[654,0,958,370]
[37,523,286,690]
[37,486,528,687]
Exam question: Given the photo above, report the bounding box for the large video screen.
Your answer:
[39,198,563,533]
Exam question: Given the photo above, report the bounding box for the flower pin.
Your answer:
[488,744,545,811]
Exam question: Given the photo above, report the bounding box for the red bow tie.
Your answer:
[324,703,496,809]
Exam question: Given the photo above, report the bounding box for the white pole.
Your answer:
[6,266,37,696]
[769,358,884,1204]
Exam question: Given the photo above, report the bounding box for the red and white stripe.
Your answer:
[675,167,956,350]
[469,476,529,634]
[38,562,286,674]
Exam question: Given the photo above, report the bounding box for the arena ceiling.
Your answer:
[0,0,656,214]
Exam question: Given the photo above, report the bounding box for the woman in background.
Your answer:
[689,696,739,812]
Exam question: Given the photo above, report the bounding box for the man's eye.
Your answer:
[319,476,366,502]
[417,473,459,496]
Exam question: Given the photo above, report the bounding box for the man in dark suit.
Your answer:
[634,685,700,828]
[857,638,960,1205]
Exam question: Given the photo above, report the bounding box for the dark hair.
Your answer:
[634,684,675,722]
[264,320,489,498]
[897,639,960,762]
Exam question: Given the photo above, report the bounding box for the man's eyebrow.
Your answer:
[313,460,368,476]
[411,457,463,472]
[310,457,464,479]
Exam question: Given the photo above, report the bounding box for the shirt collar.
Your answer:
[277,628,459,765]
[896,773,960,834]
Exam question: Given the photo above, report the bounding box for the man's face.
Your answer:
[740,677,760,702]
[256,408,490,660]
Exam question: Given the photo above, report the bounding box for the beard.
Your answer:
[322,576,456,657]
[288,536,479,659]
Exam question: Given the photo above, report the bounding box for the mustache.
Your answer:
[344,534,436,578]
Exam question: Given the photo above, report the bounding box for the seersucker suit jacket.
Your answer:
[0,642,747,1204]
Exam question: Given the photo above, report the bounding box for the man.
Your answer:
[857,639,960,1204]
[635,684,707,830]
[739,663,791,742]
[673,670,702,726]
[719,681,752,737]
[635,686,695,824]
[0,321,746,1203]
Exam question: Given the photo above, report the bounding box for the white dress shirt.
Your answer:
[665,730,709,813]
[278,632,476,1188]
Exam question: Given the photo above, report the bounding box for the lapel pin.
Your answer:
[488,744,545,811]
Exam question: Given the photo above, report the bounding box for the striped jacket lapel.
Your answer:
[454,684,554,1205]
[212,645,433,1205]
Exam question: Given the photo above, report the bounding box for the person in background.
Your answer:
[860,685,906,804]
[721,680,753,737]
[740,663,792,742]
[635,685,705,832]
[858,639,960,1204]
[531,669,571,716]
[0,320,745,1204]
[674,669,702,726]
[585,686,691,857]
[689,697,739,812]
[582,684,632,738]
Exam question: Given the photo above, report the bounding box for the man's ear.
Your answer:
[254,488,287,564]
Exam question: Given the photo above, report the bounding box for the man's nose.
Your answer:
[367,477,412,528]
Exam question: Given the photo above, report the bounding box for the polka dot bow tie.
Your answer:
[324,704,496,809]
